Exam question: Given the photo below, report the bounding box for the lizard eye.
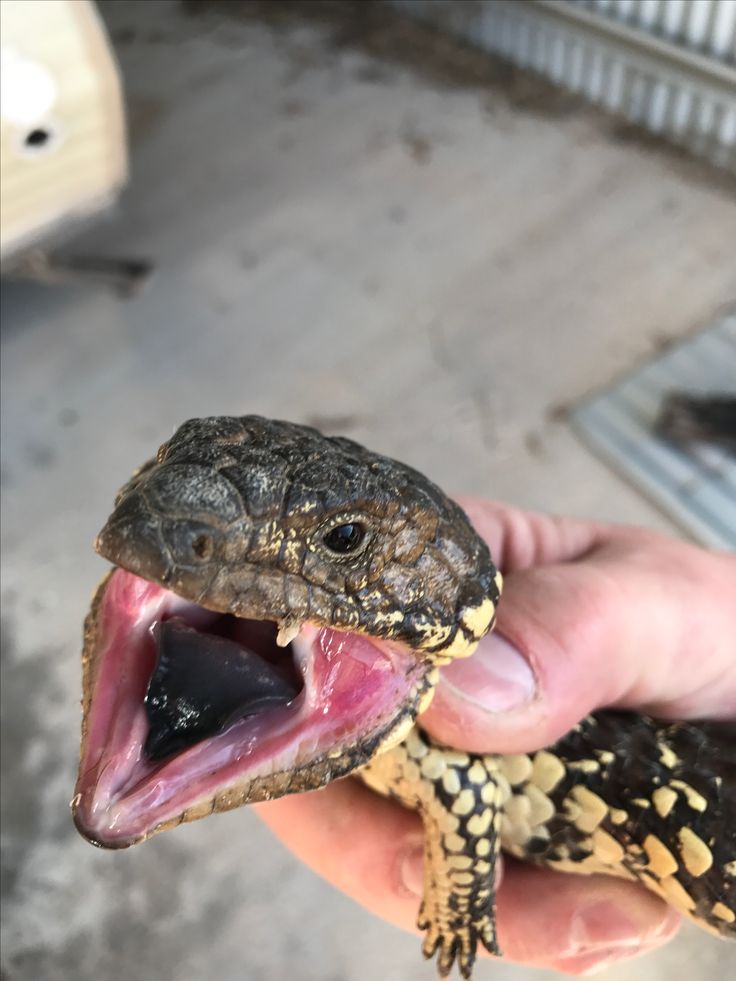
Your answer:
[322,522,365,555]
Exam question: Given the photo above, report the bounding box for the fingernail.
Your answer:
[441,632,536,713]
[570,901,644,950]
[558,936,667,975]
[399,842,424,898]
[548,905,645,975]
[553,900,679,973]
[565,945,648,975]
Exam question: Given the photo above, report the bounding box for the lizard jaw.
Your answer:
[72,568,431,848]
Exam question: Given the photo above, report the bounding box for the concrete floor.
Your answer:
[2,2,735,980]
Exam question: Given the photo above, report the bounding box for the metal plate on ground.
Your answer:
[571,310,736,549]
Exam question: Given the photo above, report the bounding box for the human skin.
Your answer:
[255,500,736,975]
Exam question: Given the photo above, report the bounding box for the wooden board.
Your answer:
[0,0,127,258]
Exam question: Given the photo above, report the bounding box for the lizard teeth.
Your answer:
[277,620,302,648]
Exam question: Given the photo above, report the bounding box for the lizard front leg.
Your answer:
[361,727,505,979]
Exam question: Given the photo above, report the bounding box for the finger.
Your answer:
[255,779,424,932]
[456,497,608,573]
[493,861,680,973]
[255,782,680,972]
[422,528,736,755]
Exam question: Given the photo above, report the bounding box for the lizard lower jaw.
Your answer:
[73,568,425,847]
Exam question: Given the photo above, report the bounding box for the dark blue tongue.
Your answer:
[144,618,299,762]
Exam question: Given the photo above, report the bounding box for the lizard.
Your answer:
[72,415,736,978]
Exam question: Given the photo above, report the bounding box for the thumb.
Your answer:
[421,531,736,755]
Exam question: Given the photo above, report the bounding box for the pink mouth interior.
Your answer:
[74,569,422,846]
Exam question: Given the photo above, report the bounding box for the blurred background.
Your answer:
[1,1,735,980]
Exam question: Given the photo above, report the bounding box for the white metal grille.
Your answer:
[392,0,736,169]
[580,0,735,62]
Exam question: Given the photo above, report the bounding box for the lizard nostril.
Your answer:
[191,534,213,560]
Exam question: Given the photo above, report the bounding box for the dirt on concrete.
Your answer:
[177,0,735,192]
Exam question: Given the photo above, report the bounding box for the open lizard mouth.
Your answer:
[73,568,425,848]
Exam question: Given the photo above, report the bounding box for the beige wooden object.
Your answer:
[0,0,127,259]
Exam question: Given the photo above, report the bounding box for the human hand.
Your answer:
[255,500,736,975]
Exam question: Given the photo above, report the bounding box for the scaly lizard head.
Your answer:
[73,416,500,847]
